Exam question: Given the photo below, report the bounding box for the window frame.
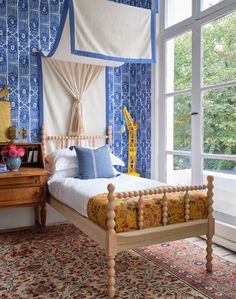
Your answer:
[156,0,236,184]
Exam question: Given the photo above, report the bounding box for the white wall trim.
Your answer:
[205,221,236,252]
[213,235,236,252]
[215,221,236,243]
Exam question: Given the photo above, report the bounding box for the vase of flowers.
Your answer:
[0,144,26,171]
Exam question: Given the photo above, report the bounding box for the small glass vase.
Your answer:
[4,157,22,171]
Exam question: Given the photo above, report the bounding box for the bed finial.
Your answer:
[41,125,47,159]
[206,175,214,273]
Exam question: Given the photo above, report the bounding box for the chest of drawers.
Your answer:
[0,167,48,232]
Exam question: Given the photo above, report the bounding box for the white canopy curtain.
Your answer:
[43,59,103,136]
[39,0,157,153]
[41,58,106,153]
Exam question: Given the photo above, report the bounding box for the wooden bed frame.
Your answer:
[42,125,215,298]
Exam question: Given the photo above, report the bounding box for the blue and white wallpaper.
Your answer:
[107,63,152,178]
[0,0,152,178]
[0,0,64,142]
[108,0,152,178]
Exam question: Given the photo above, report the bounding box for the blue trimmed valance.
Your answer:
[41,0,157,66]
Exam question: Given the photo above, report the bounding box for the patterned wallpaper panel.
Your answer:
[0,0,152,178]
[108,0,152,178]
[107,63,152,179]
[0,0,64,142]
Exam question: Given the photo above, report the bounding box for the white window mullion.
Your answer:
[166,150,191,156]
[158,0,167,182]
[165,89,192,97]
[151,14,160,179]
[201,80,236,92]
[191,15,202,184]
[203,153,236,161]
[164,21,193,40]
[193,0,201,19]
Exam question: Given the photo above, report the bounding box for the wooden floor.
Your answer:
[189,237,236,263]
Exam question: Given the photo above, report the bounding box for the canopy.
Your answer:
[39,0,157,152]
[41,0,156,65]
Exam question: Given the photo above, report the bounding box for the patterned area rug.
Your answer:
[0,224,235,299]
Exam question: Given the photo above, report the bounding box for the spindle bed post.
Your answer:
[108,125,112,146]
[41,125,47,159]
[138,192,144,230]
[206,175,214,273]
[162,190,168,226]
[107,183,116,298]
[184,187,190,222]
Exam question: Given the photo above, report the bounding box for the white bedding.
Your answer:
[48,173,165,217]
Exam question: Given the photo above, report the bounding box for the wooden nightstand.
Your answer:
[0,167,48,232]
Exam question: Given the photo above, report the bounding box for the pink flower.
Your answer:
[1,149,9,157]
[1,144,26,158]
[2,145,9,151]
[17,147,26,157]
[9,144,16,150]
[9,148,18,157]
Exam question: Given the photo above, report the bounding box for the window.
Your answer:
[165,0,192,28]
[167,154,191,185]
[166,31,192,92]
[202,12,236,86]
[158,0,236,243]
[201,0,224,11]
[166,94,192,152]
[203,87,236,156]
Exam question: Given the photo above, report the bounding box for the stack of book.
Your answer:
[27,149,38,163]
[0,162,7,173]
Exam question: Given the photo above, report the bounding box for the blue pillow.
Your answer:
[69,145,115,179]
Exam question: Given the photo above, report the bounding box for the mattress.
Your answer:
[88,191,208,232]
[48,173,208,233]
[48,173,165,217]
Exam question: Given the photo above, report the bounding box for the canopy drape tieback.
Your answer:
[69,97,84,135]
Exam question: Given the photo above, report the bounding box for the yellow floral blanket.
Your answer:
[87,191,208,233]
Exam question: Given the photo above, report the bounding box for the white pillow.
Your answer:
[112,166,122,176]
[110,152,125,166]
[46,148,125,173]
[45,148,77,172]
[53,167,79,178]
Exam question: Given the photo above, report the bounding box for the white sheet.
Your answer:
[48,173,165,217]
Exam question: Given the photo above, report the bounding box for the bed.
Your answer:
[42,125,215,298]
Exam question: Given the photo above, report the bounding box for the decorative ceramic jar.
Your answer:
[4,156,22,171]
[0,144,25,171]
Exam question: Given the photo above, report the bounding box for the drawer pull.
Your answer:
[34,177,39,184]
[34,190,41,196]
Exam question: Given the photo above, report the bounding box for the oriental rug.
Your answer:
[0,224,235,298]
